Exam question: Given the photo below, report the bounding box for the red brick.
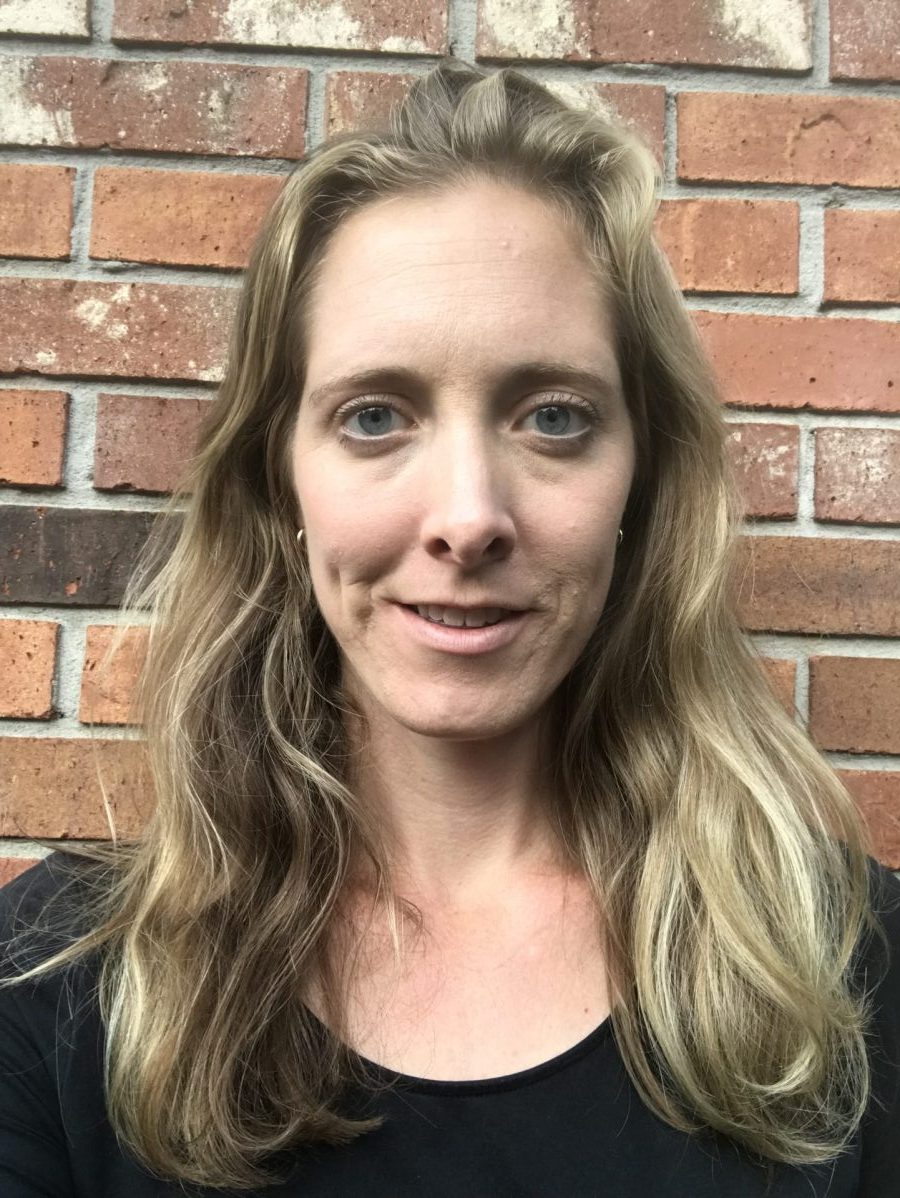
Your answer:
[0,164,73,260]
[0,389,68,487]
[656,199,798,296]
[760,656,797,715]
[0,619,58,718]
[0,57,306,159]
[678,93,900,189]
[694,312,899,414]
[824,210,900,305]
[113,0,446,54]
[326,72,667,166]
[726,423,799,519]
[0,737,149,839]
[90,168,283,270]
[0,279,234,382]
[0,0,89,38]
[80,625,148,726]
[734,536,900,636]
[830,0,900,82]
[476,0,812,71]
[815,428,900,525]
[838,770,900,870]
[0,858,43,886]
[94,394,209,494]
[809,657,900,754]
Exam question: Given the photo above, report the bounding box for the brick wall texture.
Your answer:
[1,0,898,880]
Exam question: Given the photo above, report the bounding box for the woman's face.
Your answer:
[291,177,636,742]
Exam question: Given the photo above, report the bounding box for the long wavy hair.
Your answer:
[1,57,888,1191]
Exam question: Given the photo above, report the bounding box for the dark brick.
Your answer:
[1,506,161,606]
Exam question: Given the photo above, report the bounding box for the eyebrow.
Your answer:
[304,361,622,410]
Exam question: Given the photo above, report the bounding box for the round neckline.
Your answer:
[321,1011,615,1097]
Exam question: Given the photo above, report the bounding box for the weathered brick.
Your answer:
[815,428,900,525]
[759,656,796,715]
[678,93,900,189]
[809,657,900,754]
[1,506,158,607]
[694,312,899,414]
[325,72,667,165]
[113,0,446,54]
[0,57,306,159]
[0,279,234,382]
[0,737,149,839]
[0,389,68,487]
[734,536,900,636]
[0,164,73,260]
[0,619,58,718]
[830,0,900,82]
[0,0,89,38]
[325,71,416,136]
[476,0,811,71]
[94,394,209,494]
[838,770,900,870]
[0,858,43,886]
[726,423,799,519]
[824,210,900,305]
[530,81,667,166]
[90,168,283,270]
[80,625,148,726]
[656,199,798,295]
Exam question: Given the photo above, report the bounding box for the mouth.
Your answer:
[399,603,520,629]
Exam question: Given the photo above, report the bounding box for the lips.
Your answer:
[392,601,528,655]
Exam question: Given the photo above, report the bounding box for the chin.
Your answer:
[386,695,532,742]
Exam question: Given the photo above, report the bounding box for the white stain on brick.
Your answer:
[543,80,613,118]
[381,33,430,54]
[76,297,110,331]
[755,441,792,478]
[34,349,58,366]
[480,0,578,58]
[0,0,88,37]
[139,63,170,95]
[76,286,132,338]
[0,60,75,145]
[222,0,365,49]
[718,0,810,70]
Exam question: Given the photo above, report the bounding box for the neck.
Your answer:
[342,700,571,909]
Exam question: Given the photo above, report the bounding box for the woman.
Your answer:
[1,59,897,1197]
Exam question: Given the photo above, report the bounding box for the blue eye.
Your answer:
[524,404,592,437]
[343,404,403,437]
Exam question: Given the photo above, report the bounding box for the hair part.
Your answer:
[1,57,887,1191]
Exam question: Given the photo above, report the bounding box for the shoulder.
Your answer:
[0,851,103,979]
[858,853,900,990]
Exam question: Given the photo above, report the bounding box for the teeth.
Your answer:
[415,605,507,628]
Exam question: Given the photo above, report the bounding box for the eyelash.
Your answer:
[334,394,602,446]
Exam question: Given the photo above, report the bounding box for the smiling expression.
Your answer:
[290,177,636,742]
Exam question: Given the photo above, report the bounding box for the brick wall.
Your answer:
[1,0,898,885]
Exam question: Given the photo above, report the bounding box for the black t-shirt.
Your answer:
[1,851,898,1197]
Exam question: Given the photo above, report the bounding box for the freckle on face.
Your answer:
[291,178,635,742]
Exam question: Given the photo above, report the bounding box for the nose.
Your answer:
[419,426,516,568]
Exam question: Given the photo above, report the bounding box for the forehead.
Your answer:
[301,180,618,378]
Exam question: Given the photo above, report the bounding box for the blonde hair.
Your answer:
[2,57,888,1191]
